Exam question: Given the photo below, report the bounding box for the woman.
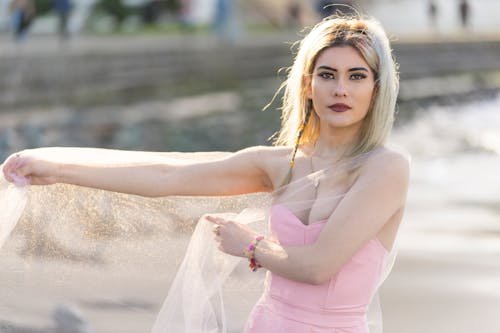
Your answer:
[9,0,36,41]
[2,15,409,332]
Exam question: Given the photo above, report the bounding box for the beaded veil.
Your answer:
[0,150,402,333]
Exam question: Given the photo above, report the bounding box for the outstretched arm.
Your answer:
[2,146,274,197]
[209,149,410,284]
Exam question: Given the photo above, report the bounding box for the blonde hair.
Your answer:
[273,15,399,163]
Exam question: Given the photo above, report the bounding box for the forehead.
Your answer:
[314,46,369,69]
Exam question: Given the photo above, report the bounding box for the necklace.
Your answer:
[310,155,320,189]
[309,143,342,189]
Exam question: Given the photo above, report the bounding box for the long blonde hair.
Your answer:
[273,15,399,164]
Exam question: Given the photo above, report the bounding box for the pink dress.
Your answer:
[243,204,389,333]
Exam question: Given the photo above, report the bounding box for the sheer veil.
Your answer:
[0,176,27,252]
[0,149,402,333]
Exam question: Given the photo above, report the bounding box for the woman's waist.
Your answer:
[259,291,367,328]
[265,259,382,312]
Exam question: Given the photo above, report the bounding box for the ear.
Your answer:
[303,74,312,99]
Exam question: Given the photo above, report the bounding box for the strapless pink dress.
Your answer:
[243,204,389,333]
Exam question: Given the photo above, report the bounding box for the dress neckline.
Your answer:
[272,204,327,227]
[271,204,390,254]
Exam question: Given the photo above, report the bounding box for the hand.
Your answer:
[206,215,256,258]
[2,149,60,186]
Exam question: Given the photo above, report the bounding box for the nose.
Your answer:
[333,79,348,97]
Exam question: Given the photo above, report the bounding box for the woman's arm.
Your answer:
[210,149,410,285]
[2,146,275,197]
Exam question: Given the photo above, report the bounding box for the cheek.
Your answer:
[311,81,329,98]
[359,85,375,106]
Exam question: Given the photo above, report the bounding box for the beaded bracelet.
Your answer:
[243,235,264,272]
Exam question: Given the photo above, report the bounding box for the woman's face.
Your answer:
[307,46,375,136]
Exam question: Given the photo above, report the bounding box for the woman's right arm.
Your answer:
[2,146,275,197]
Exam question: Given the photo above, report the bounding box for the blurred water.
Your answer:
[393,94,500,218]
[384,94,500,333]
[394,94,500,157]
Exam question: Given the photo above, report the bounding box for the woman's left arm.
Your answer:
[209,150,410,285]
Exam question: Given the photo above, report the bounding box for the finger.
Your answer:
[206,215,225,225]
[205,215,217,224]
[2,163,12,182]
[4,155,22,175]
[10,172,30,187]
[2,154,16,176]
[5,155,31,186]
[2,154,22,183]
[13,158,31,177]
[9,163,30,186]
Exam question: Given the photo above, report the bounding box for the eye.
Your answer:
[350,73,367,80]
[318,72,335,80]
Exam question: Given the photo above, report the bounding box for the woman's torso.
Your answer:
[257,145,402,251]
[259,203,389,328]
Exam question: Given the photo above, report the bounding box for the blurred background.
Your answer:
[0,0,500,332]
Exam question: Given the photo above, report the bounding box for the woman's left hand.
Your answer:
[206,215,256,257]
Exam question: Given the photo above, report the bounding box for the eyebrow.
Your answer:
[317,65,369,72]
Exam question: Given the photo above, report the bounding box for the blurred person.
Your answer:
[213,0,241,42]
[9,0,35,42]
[53,0,72,40]
[2,14,408,333]
[287,0,301,28]
[459,0,470,28]
[428,0,438,28]
[178,0,193,27]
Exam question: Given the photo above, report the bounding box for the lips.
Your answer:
[329,103,351,112]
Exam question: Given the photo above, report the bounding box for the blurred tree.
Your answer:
[164,0,180,12]
[34,0,53,15]
[95,0,135,29]
[94,0,181,29]
[142,0,162,24]
[142,0,181,24]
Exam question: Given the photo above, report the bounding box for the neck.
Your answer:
[312,126,359,158]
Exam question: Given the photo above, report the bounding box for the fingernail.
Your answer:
[9,172,29,187]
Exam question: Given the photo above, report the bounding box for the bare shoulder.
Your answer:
[232,145,290,164]
[205,145,291,175]
[360,146,410,183]
[235,145,293,188]
[235,145,290,155]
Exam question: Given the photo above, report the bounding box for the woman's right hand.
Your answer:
[2,149,60,186]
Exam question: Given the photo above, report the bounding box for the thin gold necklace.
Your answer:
[309,143,342,189]
[310,155,320,189]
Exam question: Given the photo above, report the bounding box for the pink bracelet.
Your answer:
[243,235,264,272]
